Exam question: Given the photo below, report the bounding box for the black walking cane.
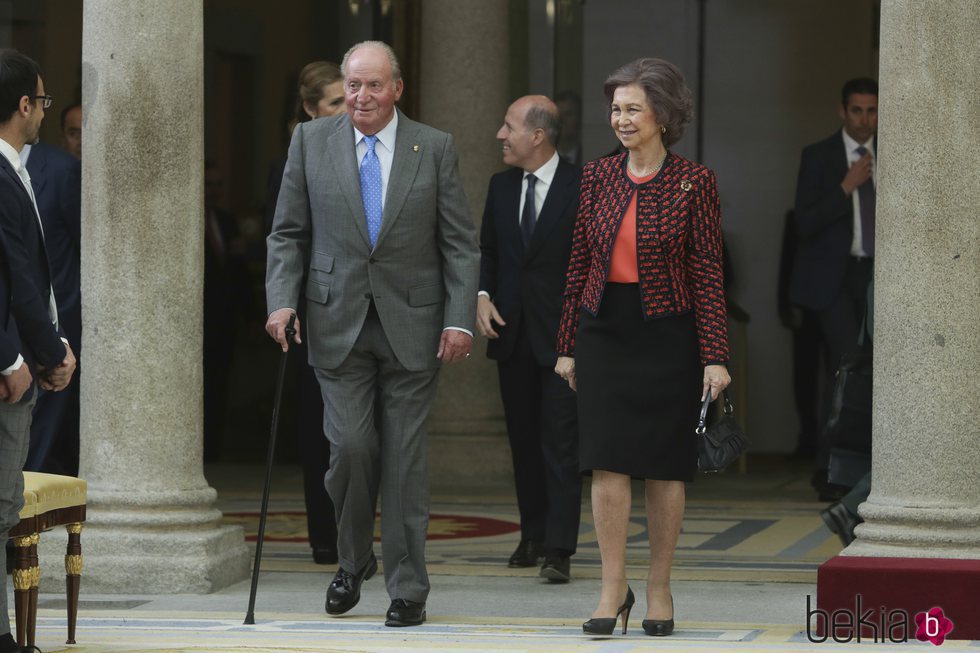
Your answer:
[244,313,296,625]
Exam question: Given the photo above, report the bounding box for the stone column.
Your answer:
[817,0,980,639]
[417,1,513,487]
[75,0,249,592]
[845,0,980,559]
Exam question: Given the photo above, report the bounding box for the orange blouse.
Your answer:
[607,168,658,282]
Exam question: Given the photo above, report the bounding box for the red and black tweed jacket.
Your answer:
[556,151,729,365]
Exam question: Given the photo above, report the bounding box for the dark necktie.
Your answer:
[521,173,537,247]
[854,146,875,256]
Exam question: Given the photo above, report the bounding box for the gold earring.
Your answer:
[660,125,666,135]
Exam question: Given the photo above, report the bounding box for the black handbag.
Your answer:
[696,390,748,473]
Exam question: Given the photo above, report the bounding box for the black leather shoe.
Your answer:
[312,546,339,565]
[325,554,377,615]
[820,502,863,546]
[385,598,426,627]
[507,539,544,568]
[539,554,571,583]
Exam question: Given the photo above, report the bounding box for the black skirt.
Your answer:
[576,283,702,481]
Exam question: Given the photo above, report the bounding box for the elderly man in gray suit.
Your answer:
[265,41,479,627]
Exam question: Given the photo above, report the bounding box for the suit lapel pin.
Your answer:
[412,144,420,152]
[680,179,692,192]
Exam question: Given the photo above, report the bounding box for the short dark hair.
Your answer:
[60,103,81,131]
[603,58,693,148]
[841,77,878,107]
[524,103,561,147]
[0,49,41,126]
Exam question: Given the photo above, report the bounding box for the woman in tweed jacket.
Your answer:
[555,58,730,637]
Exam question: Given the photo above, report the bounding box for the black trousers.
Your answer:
[497,322,581,555]
[791,309,824,456]
[816,257,873,468]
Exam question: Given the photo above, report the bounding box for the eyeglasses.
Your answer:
[30,94,53,109]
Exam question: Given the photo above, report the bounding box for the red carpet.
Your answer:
[816,556,980,643]
[225,511,520,542]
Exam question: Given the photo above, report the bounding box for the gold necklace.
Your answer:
[628,152,667,177]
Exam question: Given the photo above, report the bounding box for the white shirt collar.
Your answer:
[353,110,399,153]
[842,129,874,157]
[0,137,25,172]
[525,151,560,185]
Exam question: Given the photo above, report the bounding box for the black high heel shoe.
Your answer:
[642,594,674,636]
[582,586,635,635]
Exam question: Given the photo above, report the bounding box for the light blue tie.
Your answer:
[360,135,382,248]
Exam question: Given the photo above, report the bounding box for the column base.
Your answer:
[816,556,980,642]
[41,522,250,594]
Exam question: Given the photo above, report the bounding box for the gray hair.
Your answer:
[524,104,561,147]
[603,58,694,147]
[341,41,402,82]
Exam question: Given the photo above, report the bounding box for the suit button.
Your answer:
[364,293,373,299]
[369,257,377,264]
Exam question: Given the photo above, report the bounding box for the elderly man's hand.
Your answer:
[437,330,472,363]
[265,309,301,352]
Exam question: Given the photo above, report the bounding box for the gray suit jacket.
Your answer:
[266,110,479,372]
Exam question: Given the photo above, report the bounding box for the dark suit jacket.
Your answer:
[0,153,67,370]
[479,158,580,367]
[25,143,81,349]
[0,226,20,370]
[789,130,876,311]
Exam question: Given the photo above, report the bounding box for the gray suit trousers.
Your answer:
[314,308,439,603]
[0,386,36,637]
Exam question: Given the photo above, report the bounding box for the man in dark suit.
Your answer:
[266,41,479,627]
[790,77,878,492]
[21,140,81,475]
[477,95,582,583]
[0,48,77,653]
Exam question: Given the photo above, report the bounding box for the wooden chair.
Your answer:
[10,472,87,647]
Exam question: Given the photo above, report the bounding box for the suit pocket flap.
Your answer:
[306,279,330,305]
[408,283,444,307]
[310,251,334,273]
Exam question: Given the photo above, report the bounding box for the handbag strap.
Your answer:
[697,389,734,434]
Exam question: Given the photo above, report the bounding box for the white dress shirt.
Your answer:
[842,130,876,257]
[519,151,560,224]
[353,112,399,211]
